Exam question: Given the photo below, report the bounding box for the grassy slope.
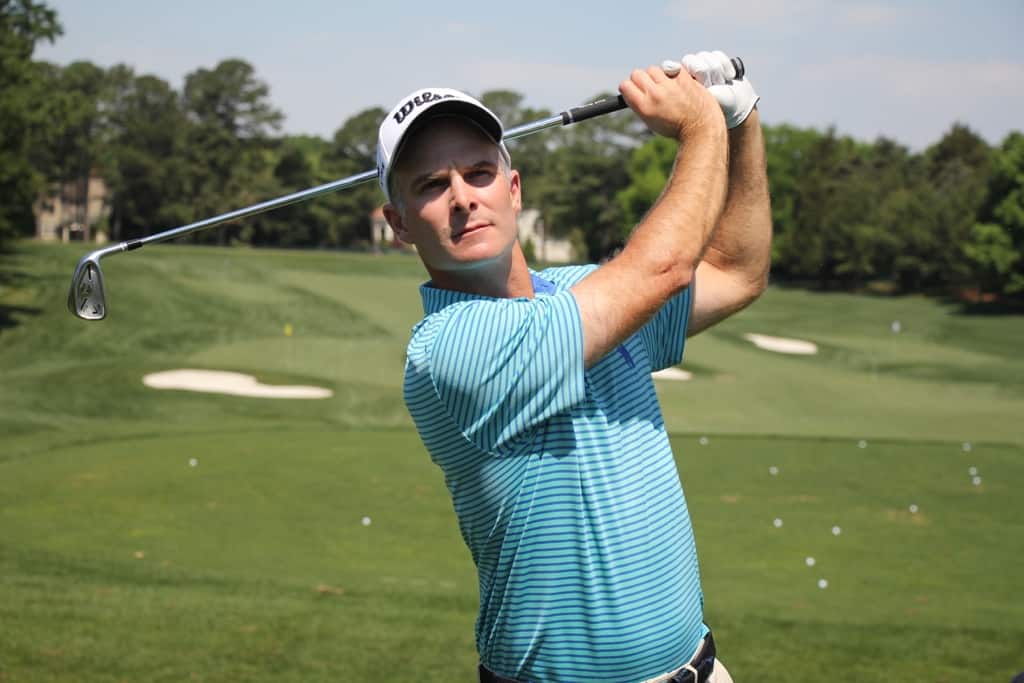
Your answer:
[2,242,1022,681]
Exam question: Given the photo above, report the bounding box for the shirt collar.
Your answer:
[419,272,559,315]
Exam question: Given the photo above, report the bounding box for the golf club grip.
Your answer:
[562,96,627,125]
[562,56,745,126]
[732,56,745,79]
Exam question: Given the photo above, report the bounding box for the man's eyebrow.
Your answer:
[410,170,444,188]
[410,160,497,189]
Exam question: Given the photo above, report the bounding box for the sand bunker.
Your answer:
[743,333,818,355]
[652,367,693,381]
[143,369,332,399]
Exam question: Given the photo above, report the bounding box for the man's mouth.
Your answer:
[453,223,490,241]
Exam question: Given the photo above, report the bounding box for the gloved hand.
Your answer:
[661,51,759,129]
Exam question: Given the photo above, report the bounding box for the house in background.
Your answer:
[369,206,574,263]
[516,208,573,264]
[35,172,110,244]
[369,206,399,250]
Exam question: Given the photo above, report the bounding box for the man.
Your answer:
[378,49,770,683]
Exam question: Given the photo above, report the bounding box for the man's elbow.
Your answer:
[731,269,768,312]
[643,249,699,297]
[667,256,699,295]
[732,242,771,308]
[744,220,772,302]
[747,269,770,304]
[732,243,772,307]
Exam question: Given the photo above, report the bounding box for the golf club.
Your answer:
[67,57,744,320]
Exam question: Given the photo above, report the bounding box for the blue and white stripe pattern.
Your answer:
[404,265,703,682]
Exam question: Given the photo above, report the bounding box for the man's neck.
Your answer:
[426,242,535,299]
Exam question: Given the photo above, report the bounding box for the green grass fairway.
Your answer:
[2,242,1023,682]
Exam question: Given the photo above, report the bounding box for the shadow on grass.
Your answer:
[950,298,1024,316]
[0,258,43,331]
[771,277,1024,316]
[0,304,42,331]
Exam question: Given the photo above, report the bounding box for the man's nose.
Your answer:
[449,172,477,212]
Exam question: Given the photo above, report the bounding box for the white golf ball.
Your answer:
[817,578,829,589]
[857,439,867,449]
[909,504,919,514]
[968,466,978,476]
[189,458,198,467]
[972,476,982,486]
[805,556,816,567]
[831,526,842,536]
[361,516,372,526]
[769,466,779,476]
[699,436,709,446]
[773,518,783,528]
[890,320,901,333]
[962,442,972,452]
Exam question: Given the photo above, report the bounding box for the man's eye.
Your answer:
[419,179,446,193]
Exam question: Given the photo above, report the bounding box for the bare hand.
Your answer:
[618,65,723,141]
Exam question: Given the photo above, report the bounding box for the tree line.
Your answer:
[3,1,1022,299]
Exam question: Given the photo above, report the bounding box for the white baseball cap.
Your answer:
[376,87,511,202]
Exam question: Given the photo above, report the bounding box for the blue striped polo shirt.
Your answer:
[404,265,704,682]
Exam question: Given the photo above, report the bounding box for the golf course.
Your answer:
[2,241,1022,682]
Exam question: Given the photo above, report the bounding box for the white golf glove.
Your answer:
[662,50,759,129]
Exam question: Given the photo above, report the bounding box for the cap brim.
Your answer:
[390,100,503,171]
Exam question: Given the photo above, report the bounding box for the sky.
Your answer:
[35,0,1024,151]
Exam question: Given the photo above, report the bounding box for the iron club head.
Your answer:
[67,254,107,320]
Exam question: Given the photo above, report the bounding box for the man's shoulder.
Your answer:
[537,264,598,289]
[407,280,586,362]
[409,300,469,347]
[413,272,595,339]
[408,296,525,352]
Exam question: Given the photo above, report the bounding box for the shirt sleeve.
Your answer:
[637,277,695,372]
[426,289,586,455]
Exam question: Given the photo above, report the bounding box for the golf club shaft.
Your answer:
[96,56,745,255]
[68,57,745,320]
[65,95,634,320]
[107,101,618,255]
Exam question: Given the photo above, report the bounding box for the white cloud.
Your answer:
[666,0,822,24]
[442,22,480,35]
[784,56,1024,147]
[453,60,627,105]
[801,56,1024,97]
[841,3,906,26]
[666,0,907,26]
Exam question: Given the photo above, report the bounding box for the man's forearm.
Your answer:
[570,74,729,368]
[625,122,729,283]
[703,109,772,292]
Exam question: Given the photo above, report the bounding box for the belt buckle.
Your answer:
[646,633,714,683]
[640,661,700,683]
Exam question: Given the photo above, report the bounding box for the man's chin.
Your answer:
[445,253,504,272]
[441,241,513,272]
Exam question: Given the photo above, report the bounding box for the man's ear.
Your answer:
[509,169,522,214]
[383,204,412,244]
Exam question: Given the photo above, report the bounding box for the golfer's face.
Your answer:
[391,118,521,271]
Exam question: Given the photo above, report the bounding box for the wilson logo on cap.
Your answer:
[393,91,458,125]
[377,86,509,202]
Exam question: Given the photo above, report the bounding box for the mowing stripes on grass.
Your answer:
[1,429,1022,682]
[3,243,1023,681]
